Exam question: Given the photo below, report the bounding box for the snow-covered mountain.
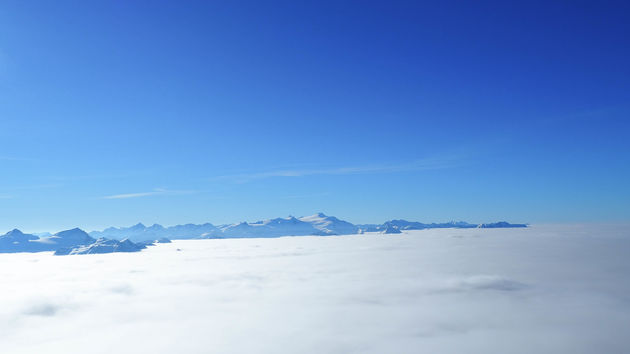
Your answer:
[90,222,220,242]
[0,216,529,255]
[385,219,430,230]
[168,223,220,239]
[381,225,402,234]
[33,228,96,248]
[89,214,363,241]
[0,228,96,253]
[87,215,528,241]
[0,214,528,247]
[0,229,43,252]
[54,238,147,255]
[298,213,359,235]
[220,216,322,238]
[0,228,152,255]
[358,220,478,232]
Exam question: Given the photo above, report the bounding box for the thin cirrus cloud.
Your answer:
[102,156,466,199]
[102,188,196,200]
[212,155,466,183]
[279,192,331,199]
[0,156,37,162]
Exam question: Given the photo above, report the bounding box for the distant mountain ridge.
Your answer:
[357,220,480,232]
[86,213,528,242]
[90,222,219,242]
[0,213,527,254]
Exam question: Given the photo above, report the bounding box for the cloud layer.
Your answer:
[1,225,629,353]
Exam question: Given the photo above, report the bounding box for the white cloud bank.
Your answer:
[1,225,629,353]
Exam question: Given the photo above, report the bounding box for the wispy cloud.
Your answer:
[211,155,465,183]
[0,156,37,162]
[279,192,331,199]
[12,183,63,190]
[102,188,196,200]
[103,191,162,199]
[44,170,151,182]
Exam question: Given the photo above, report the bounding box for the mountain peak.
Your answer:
[56,227,88,236]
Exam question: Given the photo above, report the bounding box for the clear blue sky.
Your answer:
[1,1,629,232]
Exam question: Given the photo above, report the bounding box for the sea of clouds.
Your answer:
[1,224,629,353]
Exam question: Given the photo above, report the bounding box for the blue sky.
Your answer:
[1,1,629,232]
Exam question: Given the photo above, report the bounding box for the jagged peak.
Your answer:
[55,227,88,235]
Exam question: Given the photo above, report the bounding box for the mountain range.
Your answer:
[0,213,527,255]
[88,213,525,242]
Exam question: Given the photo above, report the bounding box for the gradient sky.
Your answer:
[1,1,629,232]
